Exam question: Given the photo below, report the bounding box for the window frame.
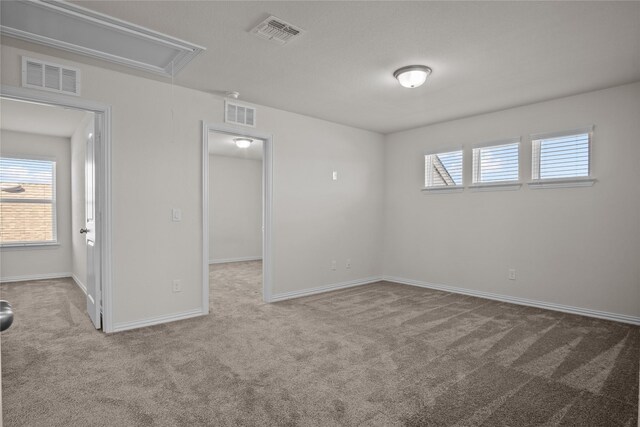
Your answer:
[422,147,464,193]
[0,155,58,248]
[469,138,522,191]
[528,126,596,189]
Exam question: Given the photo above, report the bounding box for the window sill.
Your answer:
[421,186,464,194]
[468,182,522,192]
[1,242,60,250]
[528,178,596,189]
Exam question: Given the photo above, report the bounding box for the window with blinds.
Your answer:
[532,131,590,180]
[424,150,463,188]
[0,157,57,245]
[472,141,519,184]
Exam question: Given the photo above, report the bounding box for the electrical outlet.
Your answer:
[331,260,337,271]
[172,279,182,292]
[346,258,352,269]
[508,269,516,280]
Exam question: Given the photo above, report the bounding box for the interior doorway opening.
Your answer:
[202,123,273,312]
[0,85,112,332]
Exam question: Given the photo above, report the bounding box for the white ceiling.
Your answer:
[209,131,263,161]
[38,1,640,134]
[0,98,88,137]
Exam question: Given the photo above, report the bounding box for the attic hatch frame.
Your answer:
[0,0,206,77]
[0,84,114,333]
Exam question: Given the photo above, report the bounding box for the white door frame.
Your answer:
[1,84,114,332]
[202,122,273,310]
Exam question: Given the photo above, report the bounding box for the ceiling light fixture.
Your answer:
[393,65,432,88]
[234,137,253,149]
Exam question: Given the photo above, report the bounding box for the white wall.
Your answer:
[209,155,262,263]
[0,130,72,280]
[70,113,94,290]
[383,82,640,318]
[260,107,385,293]
[0,44,385,328]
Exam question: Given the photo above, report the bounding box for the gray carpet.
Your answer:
[1,261,638,426]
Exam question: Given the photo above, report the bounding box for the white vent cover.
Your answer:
[225,101,256,127]
[21,57,80,96]
[250,16,305,45]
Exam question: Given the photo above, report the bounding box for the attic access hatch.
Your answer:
[0,0,205,77]
[250,16,305,45]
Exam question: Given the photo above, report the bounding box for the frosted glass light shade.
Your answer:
[393,65,432,88]
[234,138,252,148]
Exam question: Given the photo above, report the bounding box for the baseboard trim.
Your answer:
[111,308,206,333]
[0,272,71,283]
[270,276,383,302]
[71,274,87,295]
[209,256,262,264]
[382,275,640,326]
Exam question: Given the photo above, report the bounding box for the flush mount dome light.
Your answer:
[393,65,432,88]
[234,138,253,148]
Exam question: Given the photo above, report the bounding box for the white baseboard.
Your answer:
[71,274,87,295]
[383,275,640,326]
[270,276,383,302]
[209,256,262,264]
[111,308,205,333]
[0,272,71,283]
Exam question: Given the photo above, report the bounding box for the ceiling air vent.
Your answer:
[225,101,256,127]
[22,57,80,96]
[250,16,305,45]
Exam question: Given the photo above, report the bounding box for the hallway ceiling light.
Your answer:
[234,138,253,148]
[393,65,432,88]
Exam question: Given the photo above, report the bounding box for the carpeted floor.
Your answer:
[0,261,638,426]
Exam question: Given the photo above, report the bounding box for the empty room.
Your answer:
[0,1,638,426]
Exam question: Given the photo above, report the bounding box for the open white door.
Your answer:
[82,118,101,329]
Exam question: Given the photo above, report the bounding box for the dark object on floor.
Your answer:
[0,300,14,332]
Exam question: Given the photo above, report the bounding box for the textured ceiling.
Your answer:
[49,1,640,134]
[0,98,87,137]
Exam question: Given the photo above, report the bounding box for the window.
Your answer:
[0,157,57,246]
[424,150,463,188]
[472,140,520,184]
[532,130,591,180]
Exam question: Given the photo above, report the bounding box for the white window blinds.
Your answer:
[0,157,57,245]
[425,150,463,187]
[532,131,590,180]
[472,141,519,184]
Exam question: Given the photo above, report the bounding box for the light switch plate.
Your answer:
[172,208,182,222]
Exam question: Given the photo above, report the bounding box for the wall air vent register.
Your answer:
[21,56,80,96]
[225,101,256,127]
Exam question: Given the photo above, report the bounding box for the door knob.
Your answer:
[80,228,89,234]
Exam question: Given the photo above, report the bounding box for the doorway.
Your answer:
[0,85,112,331]
[202,123,273,310]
